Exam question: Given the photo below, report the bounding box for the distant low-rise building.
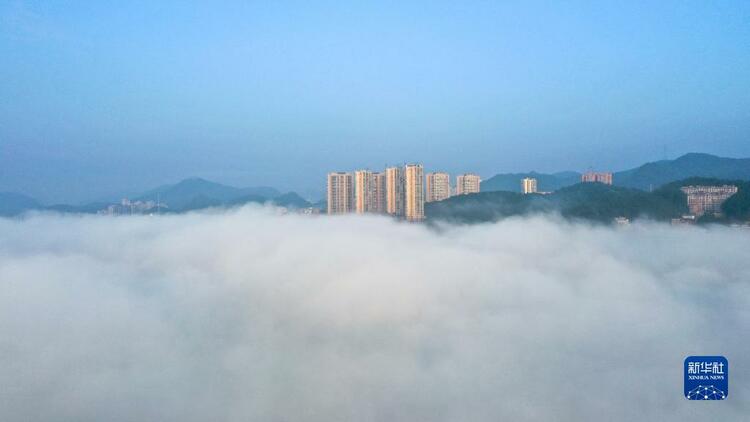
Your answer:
[680,185,738,217]
[671,215,697,226]
[99,198,163,215]
[614,216,630,225]
[581,172,613,185]
[521,177,537,194]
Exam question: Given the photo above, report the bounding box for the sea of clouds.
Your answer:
[0,206,748,421]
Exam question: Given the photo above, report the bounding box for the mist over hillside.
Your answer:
[136,178,281,210]
[0,178,310,216]
[0,208,748,421]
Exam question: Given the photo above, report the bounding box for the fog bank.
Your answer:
[0,208,748,421]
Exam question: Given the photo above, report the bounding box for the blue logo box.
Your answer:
[684,356,728,400]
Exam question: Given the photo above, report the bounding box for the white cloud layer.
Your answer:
[1,207,749,421]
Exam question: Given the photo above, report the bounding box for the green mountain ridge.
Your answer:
[481,153,750,193]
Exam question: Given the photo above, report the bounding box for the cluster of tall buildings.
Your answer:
[331,166,742,226]
[327,165,480,221]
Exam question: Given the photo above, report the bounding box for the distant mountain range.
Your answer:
[482,153,750,193]
[0,178,311,216]
[614,153,750,190]
[132,178,313,212]
[136,178,282,211]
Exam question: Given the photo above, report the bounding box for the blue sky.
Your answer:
[1,1,749,203]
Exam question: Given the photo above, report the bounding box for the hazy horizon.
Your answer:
[4,149,749,205]
[2,1,749,203]
[7,149,750,205]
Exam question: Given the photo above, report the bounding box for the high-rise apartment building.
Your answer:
[581,172,613,185]
[456,173,481,195]
[373,172,386,213]
[426,172,451,202]
[386,166,405,217]
[680,185,738,217]
[354,170,373,213]
[404,164,424,221]
[354,170,386,214]
[521,177,537,194]
[327,172,353,214]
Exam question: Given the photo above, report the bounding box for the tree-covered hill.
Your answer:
[427,179,748,224]
[481,171,580,193]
